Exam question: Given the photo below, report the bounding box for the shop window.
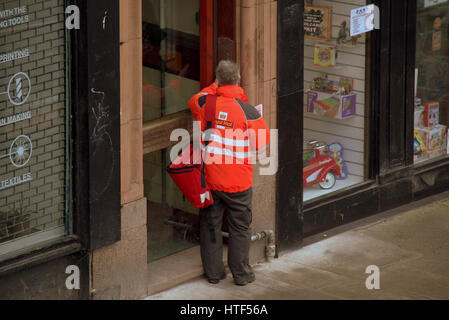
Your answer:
[303,0,370,201]
[0,1,69,259]
[413,0,449,164]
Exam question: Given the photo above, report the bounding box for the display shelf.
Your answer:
[308,64,351,71]
[303,175,364,202]
[335,41,366,49]
[304,39,366,49]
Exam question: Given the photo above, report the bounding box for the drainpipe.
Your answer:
[221,230,275,262]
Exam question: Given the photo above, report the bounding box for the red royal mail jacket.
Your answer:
[188,83,270,193]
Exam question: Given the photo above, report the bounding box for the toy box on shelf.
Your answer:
[306,74,356,119]
[424,102,439,127]
[414,106,425,128]
[414,124,448,162]
[413,99,448,162]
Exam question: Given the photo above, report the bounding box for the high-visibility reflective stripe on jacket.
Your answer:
[188,83,270,193]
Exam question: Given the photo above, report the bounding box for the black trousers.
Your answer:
[200,188,253,280]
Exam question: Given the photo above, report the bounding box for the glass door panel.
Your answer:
[144,149,199,262]
[142,0,202,262]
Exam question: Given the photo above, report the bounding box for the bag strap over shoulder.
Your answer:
[202,95,218,243]
[201,95,217,189]
[204,95,217,133]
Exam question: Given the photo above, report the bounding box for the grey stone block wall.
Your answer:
[0,0,67,244]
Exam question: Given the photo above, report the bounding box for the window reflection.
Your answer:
[142,0,201,122]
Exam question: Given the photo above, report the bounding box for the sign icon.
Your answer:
[0,135,33,168]
[6,72,32,106]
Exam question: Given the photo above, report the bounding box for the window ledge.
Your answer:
[0,236,83,277]
[413,155,449,173]
[304,180,377,210]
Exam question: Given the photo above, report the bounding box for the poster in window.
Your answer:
[304,6,332,41]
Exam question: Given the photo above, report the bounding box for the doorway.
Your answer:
[142,0,204,263]
[142,0,235,265]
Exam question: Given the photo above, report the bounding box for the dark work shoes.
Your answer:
[206,270,256,285]
[234,272,256,286]
[207,271,227,284]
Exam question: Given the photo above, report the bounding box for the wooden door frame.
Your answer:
[200,0,215,88]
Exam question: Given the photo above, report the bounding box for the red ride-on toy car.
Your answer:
[303,145,342,190]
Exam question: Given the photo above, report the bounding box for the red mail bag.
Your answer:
[166,95,217,209]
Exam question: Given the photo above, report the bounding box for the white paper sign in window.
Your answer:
[350,4,379,37]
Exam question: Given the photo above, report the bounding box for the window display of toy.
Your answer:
[336,20,362,45]
[339,77,354,95]
[413,98,448,163]
[303,141,347,189]
[414,130,426,157]
[310,74,354,95]
[310,74,339,93]
[307,75,357,119]
[313,44,337,67]
[424,102,439,127]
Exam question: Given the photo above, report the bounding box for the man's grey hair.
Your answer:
[216,60,240,86]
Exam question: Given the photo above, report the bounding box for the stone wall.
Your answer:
[238,0,278,264]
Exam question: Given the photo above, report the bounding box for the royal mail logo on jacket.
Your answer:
[188,83,270,193]
[218,112,228,120]
[215,119,234,129]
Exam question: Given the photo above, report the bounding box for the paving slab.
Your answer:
[250,273,340,300]
[439,198,449,207]
[146,280,249,300]
[399,255,449,280]
[358,202,449,256]
[282,232,421,279]
[255,259,350,290]
[316,279,428,300]
[372,262,449,299]
[148,271,341,300]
